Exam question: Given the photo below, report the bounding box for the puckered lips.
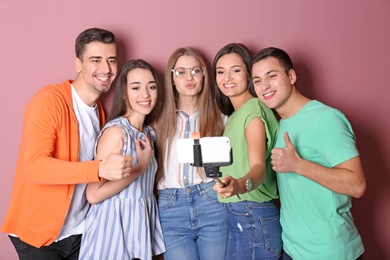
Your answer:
[185,83,196,89]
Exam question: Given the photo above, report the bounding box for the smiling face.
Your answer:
[172,55,204,98]
[125,68,158,118]
[75,41,118,95]
[215,53,249,98]
[251,56,296,113]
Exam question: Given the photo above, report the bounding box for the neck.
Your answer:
[177,95,198,116]
[277,88,311,119]
[72,80,100,107]
[125,111,146,132]
[230,91,254,111]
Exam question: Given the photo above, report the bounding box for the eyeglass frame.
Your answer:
[171,66,205,78]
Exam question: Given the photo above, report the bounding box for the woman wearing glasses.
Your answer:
[212,43,282,259]
[155,47,228,260]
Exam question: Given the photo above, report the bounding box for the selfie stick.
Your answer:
[192,133,203,167]
[191,132,225,187]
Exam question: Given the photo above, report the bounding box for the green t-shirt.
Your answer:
[219,98,279,203]
[275,100,364,259]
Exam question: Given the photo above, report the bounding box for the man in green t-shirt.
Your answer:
[250,47,366,260]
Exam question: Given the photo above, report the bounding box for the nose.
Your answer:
[185,69,194,80]
[262,79,270,91]
[141,87,151,98]
[100,60,112,73]
[224,71,231,81]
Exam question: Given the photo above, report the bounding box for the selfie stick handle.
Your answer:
[193,133,203,167]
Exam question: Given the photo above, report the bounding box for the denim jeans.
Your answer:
[224,200,282,260]
[158,181,228,260]
[9,235,81,260]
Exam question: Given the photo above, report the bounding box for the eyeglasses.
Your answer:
[171,66,205,79]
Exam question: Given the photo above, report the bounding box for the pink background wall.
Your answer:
[1,1,389,259]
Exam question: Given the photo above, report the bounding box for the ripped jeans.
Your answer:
[223,200,282,260]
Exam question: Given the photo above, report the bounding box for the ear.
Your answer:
[288,69,297,85]
[74,57,82,73]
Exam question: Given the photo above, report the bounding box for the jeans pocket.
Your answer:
[158,194,175,210]
[260,215,283,255]
[202,184,220,203]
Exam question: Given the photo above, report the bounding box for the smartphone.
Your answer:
[176,136,232,166]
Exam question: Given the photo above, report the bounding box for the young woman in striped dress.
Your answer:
[79,59,166,260]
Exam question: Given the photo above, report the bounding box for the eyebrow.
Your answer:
[266,70,278,75]
[216,64,242,70]
[88,56,102,60]
[174,66,200,69]
[88,56,117,60]
[129,81,156,85]
[253,69,279,78]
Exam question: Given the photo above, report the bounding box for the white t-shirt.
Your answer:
[56,85,100,241]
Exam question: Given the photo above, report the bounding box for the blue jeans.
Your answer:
[224,200,282,260]
[282,251,293,260]
[9,235,81,260]
[158,181,228,260]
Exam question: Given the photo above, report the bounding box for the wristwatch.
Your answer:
[245,177,252,192]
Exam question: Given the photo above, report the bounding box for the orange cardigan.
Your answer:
[1,80,105,247]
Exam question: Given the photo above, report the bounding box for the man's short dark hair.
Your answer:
[75,28,116,60]
[251,47,294,75]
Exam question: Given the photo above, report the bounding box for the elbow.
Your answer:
[352,180,367,199]
[86,195,97,205]
[86,192,101,205]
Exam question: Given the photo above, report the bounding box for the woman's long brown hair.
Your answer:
[154,47,224,186]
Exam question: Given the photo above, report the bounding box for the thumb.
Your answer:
[113,137,124,155]
[284,132,294,148]
[144,135,151,147]
[135,138,143,150]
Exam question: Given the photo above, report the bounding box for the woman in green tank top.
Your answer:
[212,43,282,260]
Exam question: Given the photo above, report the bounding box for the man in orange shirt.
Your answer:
[2,27,134,259]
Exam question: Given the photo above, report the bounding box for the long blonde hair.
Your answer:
[155,47,224,184]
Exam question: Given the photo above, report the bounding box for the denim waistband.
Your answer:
[158,181,215,197]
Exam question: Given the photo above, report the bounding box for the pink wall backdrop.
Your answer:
[1,0,389,259]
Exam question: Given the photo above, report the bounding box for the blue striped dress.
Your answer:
[79,117,165,260]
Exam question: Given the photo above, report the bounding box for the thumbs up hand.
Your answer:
[98,137,134,180]
[271,132,301,173]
